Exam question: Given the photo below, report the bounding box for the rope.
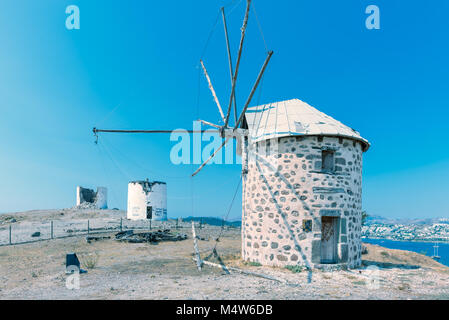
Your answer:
[96,142,123,208]
[252,1,269,53]
[100,135,189,179]
[225,0,244,16]
[98,139,132,180]
[213,174,242,251]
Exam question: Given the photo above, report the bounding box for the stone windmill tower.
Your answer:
[93,0,370,269]
[241,99,370,269]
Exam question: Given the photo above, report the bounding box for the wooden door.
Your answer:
[321,217,338,263]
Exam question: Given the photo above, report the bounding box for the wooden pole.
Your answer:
[93,128,213,134]
[221,7,238,124]
[150,219,152,230]
[192,137,230,177]
[224,0,251,129]
[192,221,202,271]
[120,218,123,232]
[9,225,12,245]
[235,51,273,129]
[200,60,225,122]
[198,119,221,129]
[51,221,53,239]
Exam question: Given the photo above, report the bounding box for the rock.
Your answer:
[115,229,187,244]
[31,232,41,237]
[362,245,368,255]
[86,235,111,243]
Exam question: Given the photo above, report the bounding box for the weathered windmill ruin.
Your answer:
[93,0,370,269]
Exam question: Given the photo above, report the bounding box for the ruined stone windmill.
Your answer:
[94,0,370,270]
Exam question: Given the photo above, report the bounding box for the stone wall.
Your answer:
[76,186,108,210]
[241,135,364,269]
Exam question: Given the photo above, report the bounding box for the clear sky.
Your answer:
[1,0,448,219]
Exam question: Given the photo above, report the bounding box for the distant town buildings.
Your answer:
[362,221,449,241]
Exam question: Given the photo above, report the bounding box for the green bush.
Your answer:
[285,265,303,273]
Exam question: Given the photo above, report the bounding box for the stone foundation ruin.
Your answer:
[76,186,108,209]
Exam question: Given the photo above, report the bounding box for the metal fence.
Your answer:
[0,217,204,247]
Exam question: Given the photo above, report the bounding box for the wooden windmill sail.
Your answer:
[93,0,273,177]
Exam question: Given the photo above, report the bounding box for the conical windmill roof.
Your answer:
[244,98,370,151]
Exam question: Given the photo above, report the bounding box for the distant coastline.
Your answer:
[363,236,448,244]
[363,237,449,267]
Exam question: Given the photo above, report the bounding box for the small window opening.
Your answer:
[322,150,335,172]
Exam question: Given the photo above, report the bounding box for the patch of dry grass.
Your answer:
[79,252,100,269]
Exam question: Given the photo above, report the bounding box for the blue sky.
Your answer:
[0,0,448,219]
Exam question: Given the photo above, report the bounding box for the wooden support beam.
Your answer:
[93,128,215,134]
[221,7,238,125]
[223,0,251,129]
[200,60,226,122]
[191,137,230,177]
[198,119,221,129]
[235,50,273,129]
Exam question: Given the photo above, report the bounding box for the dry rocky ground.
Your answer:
[0,210,448,300]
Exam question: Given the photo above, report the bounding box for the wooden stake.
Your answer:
[192,221,202,271]
[192,258,297,286]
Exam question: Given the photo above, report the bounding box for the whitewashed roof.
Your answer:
[244,98,370,151]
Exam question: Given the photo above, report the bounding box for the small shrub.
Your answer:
[398,283,411,291]
[285,265,303,273]
[352,280,366,286]
[380,251,389,257]
[80,252,100,269]
[247,261,262,267]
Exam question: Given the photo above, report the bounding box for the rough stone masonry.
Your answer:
[242,135,364,269]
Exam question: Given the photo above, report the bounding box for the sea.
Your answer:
[363,238,449,268]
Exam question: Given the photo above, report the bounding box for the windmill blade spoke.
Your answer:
[224,0,251,128]
[221,7,238,125]
[198,119,221,129]
[93,128,218,134]
[200,60,225,122]
[192,137,230,177]
[235,50,273,129]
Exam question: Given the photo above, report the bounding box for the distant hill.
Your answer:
[182,216,241,228]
